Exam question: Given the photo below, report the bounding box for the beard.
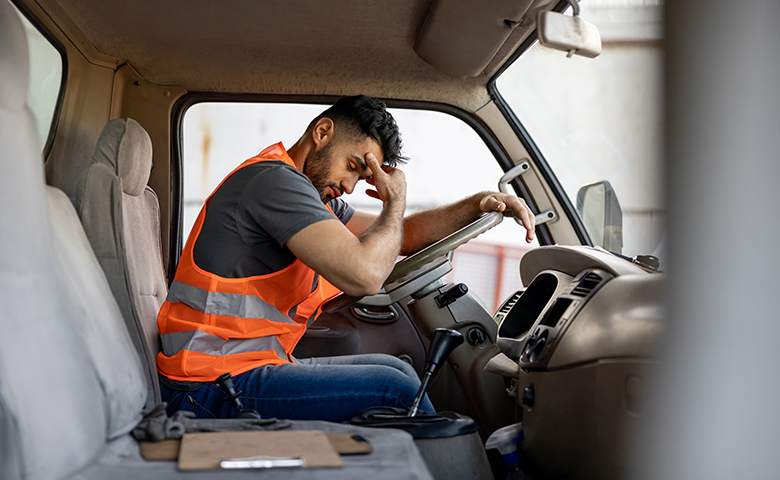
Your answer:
[304,143,342,203]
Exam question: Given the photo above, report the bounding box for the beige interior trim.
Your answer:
[15,0,557,113]
[414,0,536,78]
[475,100,579,245]
[35,0,121,68]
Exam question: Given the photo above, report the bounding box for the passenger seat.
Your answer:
[0,2,432,478]
[75,118,168,408]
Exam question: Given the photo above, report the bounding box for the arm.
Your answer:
[286,153,406,296]
[401,191,535,254]
[347,191,536,256]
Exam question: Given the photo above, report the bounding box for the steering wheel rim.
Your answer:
[384,211,503,286]
[322,211,504,313]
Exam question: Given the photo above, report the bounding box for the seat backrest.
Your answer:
[75,118,168,408]
[0,2,145,478]
[47,186,147,436]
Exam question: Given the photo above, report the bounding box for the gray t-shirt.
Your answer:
[192,160,354,278]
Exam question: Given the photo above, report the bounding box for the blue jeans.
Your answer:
[160,353,435,423]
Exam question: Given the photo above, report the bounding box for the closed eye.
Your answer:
[350,155,370,178]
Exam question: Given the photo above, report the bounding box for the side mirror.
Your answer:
[577,180,623,253]
[537,10,601,58]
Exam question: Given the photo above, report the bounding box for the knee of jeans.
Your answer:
[386,355,419,379]
[400,361,419,379]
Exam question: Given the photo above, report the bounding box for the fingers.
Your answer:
[364,153,386,179]
[480,195,507,213]
[511,197,535,243]
[481,193,536,243]
[365,189,380,200]
[363,152,406,205]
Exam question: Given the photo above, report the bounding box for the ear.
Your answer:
[311,118,335,149]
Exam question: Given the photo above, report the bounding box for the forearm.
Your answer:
[400,190,536,254]
[353,197,406,290]
[286,199,404,297]
[400,192,486,255]
[288,151,409,297]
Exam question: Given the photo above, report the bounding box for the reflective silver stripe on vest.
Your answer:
[166,280,298,324]
[161,329,287,360]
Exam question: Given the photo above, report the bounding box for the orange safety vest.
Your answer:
[157,143,341,382]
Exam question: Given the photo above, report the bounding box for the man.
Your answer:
[157,95,535,422]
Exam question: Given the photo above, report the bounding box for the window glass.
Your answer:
[15,6,64,151]
[183,103,538,311]
[496,0,665,260]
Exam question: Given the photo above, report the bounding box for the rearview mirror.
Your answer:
[537,10,601,58]
[577,181,623,253]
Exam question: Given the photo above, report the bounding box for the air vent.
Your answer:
[571,272,603,297]
[497,291,523,316]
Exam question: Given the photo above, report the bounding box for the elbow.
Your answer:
[341,285,381,297]
[338,270,387,297]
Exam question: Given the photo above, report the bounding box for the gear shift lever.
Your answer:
[408,328,464,417]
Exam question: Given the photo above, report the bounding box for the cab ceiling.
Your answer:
[35,0,551,111]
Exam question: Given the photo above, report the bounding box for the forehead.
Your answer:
[335,136,384,165]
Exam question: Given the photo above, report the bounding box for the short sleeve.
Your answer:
[237,163,337,247]
[328,198,355,225]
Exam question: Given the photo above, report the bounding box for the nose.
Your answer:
[341,174,359,195]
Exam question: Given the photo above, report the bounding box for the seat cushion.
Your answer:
[0,2,109,477]
[122,187,167,362]
[68,422,433,480]
[76,160,163,407]
[47,186,147,438]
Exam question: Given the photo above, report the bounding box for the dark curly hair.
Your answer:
[310,95,408,167]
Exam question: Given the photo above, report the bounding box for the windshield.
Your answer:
[496,0,665,260]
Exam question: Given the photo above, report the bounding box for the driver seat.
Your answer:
[75,118,168,408]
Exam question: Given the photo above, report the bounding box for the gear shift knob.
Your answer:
[408,328,464,417]
[425,328,464,376]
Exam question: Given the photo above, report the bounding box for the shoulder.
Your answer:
[240,160,310,186]
[238,161,321,207]
[327,198,355,224]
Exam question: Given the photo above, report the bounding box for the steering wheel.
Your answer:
[322,211,504,313]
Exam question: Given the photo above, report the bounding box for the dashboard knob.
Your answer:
[466,327,487,346]
[521,385,535,408]
[435,283,468,308]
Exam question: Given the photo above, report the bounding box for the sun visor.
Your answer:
[414,0,536,78]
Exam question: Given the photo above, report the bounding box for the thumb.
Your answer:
[481,195,506,213]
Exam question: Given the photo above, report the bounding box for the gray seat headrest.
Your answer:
[92,118,153,196]
[0,1,29,112]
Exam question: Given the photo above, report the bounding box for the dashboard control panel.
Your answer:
[496,268,614,370]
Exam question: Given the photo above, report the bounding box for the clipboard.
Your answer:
[176,430,344,470]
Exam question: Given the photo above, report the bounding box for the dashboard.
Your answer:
[489,245,665,478]
[493,245,664,370]
[496,267,614,370]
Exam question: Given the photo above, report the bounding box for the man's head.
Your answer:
[309,95,407,168]
[303,95,407,203]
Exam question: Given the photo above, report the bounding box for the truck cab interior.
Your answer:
[3,0,779,479]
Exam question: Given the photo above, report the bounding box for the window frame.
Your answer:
[11,0,68,159]
[487,0,593,247]
[168,93,550,280]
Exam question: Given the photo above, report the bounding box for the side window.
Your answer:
[182,102,538,311]
[495,0,664,259]
[14,5,64,151]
